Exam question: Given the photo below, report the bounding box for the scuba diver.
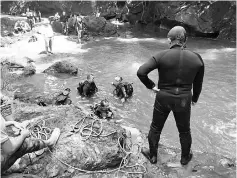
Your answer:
[91,99,114,120]
[53,88,72,105]
[112,76,133,103]
[77,74,98,97]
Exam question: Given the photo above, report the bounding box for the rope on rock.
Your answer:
[28,118,52,156]
[29,113,147,175]
[71,113,117,141]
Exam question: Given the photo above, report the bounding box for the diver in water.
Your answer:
[77,74,98,97]
[137,26,204,165]
[91,99,114,120]
[53,88,72,105]
[112,76,133,103]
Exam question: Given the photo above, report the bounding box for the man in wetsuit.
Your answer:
[112,76,133,103]
[92,99,114,119]
[137,26,204,165]
[77,74,98,97]
[53,88,72,105]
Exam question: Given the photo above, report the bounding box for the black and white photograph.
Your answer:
[0,0,236,177]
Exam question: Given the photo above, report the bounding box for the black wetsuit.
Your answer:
[113,82,133,100]
[137,44,204,158]
[77,81,98,97]
[60,15,68,23]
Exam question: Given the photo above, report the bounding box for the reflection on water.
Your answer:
[21,30,236,159]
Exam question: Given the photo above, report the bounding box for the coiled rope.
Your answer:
[71,113,117,141]
[29,114,147,176]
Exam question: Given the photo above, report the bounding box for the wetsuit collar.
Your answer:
[170,44,183,49]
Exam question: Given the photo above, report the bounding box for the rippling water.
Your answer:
[21,28,236,159]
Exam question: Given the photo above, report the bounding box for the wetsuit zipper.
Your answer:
[176,49,184,94]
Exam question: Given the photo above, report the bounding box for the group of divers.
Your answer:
[38,74,134,120]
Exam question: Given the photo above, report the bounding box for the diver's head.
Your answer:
[115,76,123,83]
[167,26,187,48]
[87,74,94,83]
[63,88,71,95]
[100,99,109,108]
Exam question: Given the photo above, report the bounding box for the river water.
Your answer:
[21,28,236,159]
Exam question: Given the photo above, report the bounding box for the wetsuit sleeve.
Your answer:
[92,82,98,92]
[137,57,158,89]
[192,57,205,103]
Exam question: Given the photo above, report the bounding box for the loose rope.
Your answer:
[71,113,117,141]
[28,114,147,175]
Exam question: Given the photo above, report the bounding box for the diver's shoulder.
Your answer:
[185,49,204,64]
[153,49,170,59]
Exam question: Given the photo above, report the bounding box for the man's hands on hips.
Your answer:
[152,86,160,93]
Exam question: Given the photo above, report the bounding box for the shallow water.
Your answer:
[20,28,236,159]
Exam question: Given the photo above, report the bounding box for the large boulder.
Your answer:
[4,104,129,178]
[13,83,57,105]
[43,61,78,75]
[83,16,107,32]
[127,1,236,40]
[21,64,36,77]
[51,21,63,33]
[83,16,117,36]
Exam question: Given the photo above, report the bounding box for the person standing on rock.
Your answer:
[37,10,42,22]
[60,11,69,35]
[38,21,54,54]
[75,14,83,44]
[1,114,61,173]
[137,26,205,165]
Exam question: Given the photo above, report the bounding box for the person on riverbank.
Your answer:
[60,11,69,35]
[77,74,98,97]
[1,114,61,173]
[137,26,204,165]
[75,14,83,44]
[53,88,72,105]
[112,76,133,103]
[38,22,54,54]
[27,13,35,30]
[37,10,42,22]
[14,21,31,34]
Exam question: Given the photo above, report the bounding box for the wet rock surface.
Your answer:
[13,83,57,105]
[43,60,78,75]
